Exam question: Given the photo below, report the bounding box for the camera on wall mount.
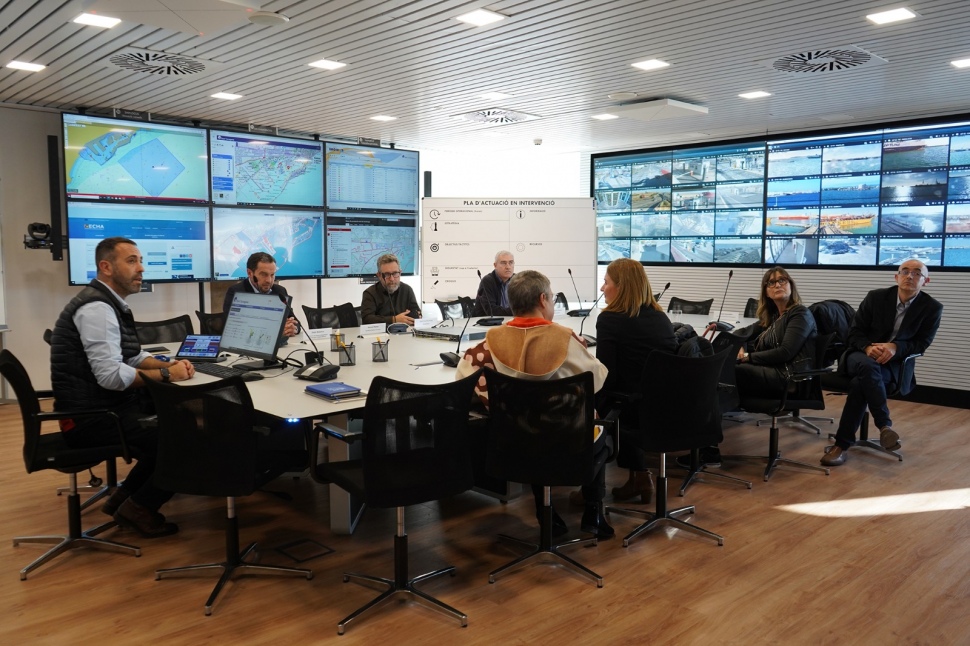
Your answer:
[24,222,53,250]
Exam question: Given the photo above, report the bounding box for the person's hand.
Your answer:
[283,317,298,337]
[395,310,415,325]
[169,359,195,381]
[737,346,746,360]
[867,342,897,365]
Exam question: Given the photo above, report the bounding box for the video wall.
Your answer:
[62,113,419,284]
[592,117,970,269]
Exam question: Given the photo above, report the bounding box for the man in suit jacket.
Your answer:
[821,259,943,466]
[222,252,298,339]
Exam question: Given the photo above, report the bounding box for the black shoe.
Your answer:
[101,487,130,516]
[580,506,615,540]
[114,499,178,538]
[675,447,722,469]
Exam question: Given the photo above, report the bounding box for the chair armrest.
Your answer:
[35,408,132,464]
[36,389,54,399]
[314,421,363,443]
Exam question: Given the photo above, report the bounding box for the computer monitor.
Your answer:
[220,292,290,371]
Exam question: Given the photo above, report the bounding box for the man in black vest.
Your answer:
[51,237,196,537]
[821,258,943,466]
[222,252,299,338]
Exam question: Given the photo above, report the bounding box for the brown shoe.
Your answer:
[821,445,847,466]
[114,499,178,538]
[101,487,131,516]
[879,427,901,451]
[568,489,585,506]
[611,470,654,504]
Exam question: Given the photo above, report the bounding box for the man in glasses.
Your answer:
[360,253,421,326]
[821,258,943,466]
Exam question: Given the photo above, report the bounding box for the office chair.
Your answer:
[333,302,360,328]
[667,297,714,315]
[134,314,193,345]
[2,350,140,580]
[606,350,728,547]
[743,298,759,319]
[195,310,226,335]
[317,372,479,634]
[435,298,470,321]
[302,304,341,329]
[142,374,311,615]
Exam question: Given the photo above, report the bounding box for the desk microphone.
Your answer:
[440,316,473,367]
[383,281,410,334]
[656,281,671,303]
[709,270,735,332]
[289,308,324,366]
[475,269,504,326]
[578,291,605,346]
[567,268,590,317]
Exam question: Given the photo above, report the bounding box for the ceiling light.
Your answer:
[608,92,638,101]
[308,59,347,70]
[631,59,670,71]
[371,115,398,122]
[866,7,917,24]
[6,61,45,72]
[739,91,772,99]
[248,11,290,26]
[73,13,122,28]
[480,91,512,100]
[456,9,507,26]
[591,114,619,120]
[952,58,970,69]
[211,92,242,100]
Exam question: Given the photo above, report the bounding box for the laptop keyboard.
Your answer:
[192,362,248,379]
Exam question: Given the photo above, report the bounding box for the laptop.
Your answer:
[174,334,225,363]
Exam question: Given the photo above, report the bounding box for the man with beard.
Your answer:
[360,253,421,326]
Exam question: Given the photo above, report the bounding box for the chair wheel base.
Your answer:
[606,505,723,547]
[14,529,141,580]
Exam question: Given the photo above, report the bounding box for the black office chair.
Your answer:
[484,369,614,588]
[302,304,341,329]
[195,310,226,335]
[316,372,479,634]
[554,292,569,310]
[333,302,360,328]
[142,374,311,615]
[667,297,714,315]
[435,298,470,321]
[43,328,53,345]
[743,298,759,318]
[134,314,193,345]
[353,305,363,326]
[1,350,140,580]
[727,333,836,481]
[606,350,728,547]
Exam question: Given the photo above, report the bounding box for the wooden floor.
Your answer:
[3,396,970,645]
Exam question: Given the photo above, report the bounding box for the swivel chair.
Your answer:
[134,314,193,345]
[435,298,471,321]
[743,298,759,318]
[302,304,341,329]
[195,310,226,335]
[667,297,714,315]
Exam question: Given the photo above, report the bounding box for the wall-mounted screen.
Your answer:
[63,113,208,204]
[325,212,417,277]
[592,117,970,269]
[66,202,211,285]
[325,143,419,213]
[209,130,323,208]
[211,207,325,279]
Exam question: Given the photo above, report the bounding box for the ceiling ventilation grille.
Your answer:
[454,107,540,124]
[104,48,219,76]
[772,48,876,73]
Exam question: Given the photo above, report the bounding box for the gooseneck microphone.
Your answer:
[475,269,504,326]
[567,268,590,317]
[289,307,324,366]
[657,281,671,302]
[578,291,605,346]
[709,270,735,332]
[440,315,473,367]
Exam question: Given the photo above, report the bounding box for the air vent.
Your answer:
[452,107,540,124]
[769,46,885,73]
[103,48,222,76]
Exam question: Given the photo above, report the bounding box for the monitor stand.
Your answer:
[235,358,283,371]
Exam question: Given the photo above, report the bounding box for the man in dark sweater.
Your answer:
[471,250,515,317]
[360,253,421,326]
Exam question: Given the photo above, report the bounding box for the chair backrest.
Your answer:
[333,302,359,328]
[436,299,465,321]
[744,298,759,319]
[134,314,194,344]
[43,329,53,345]
[677,334,714,358]
[459,296,475,317]
[142,375,260,498]
[484,369,596,487]
[808,300,856,366]
[195,310,226,335]
[668,296,714,315]
[302,304,341,329]
[711,332,749,413]
[358,372,479,508]
[0,350,44,473]
[634,349,729,453]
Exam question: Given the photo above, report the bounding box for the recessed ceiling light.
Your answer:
[371,115,397,122]
[739,91,772,99]
[608,92,638,101]
[6,61,45,72]
[480,91,512,100]
[591,114,619,120]
[866,7,917,24]
[631,59,670,71]
[72,13,121,28]
[456,9,506,26]
[211,92,242,100]
[248,11,290,26]
[952,58,970,69]
[308,58,346,70]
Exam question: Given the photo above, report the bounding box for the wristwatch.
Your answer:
[160,367,171,383]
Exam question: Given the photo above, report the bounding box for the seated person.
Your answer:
[456,270,613,539]
[223,251,298,339]
[360,253,421,326]
[472,250,514,317]
[821,259,943,466]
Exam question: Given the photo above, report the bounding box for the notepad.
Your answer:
[305,381,363,401]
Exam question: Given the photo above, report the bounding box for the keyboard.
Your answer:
[192,362,248,379]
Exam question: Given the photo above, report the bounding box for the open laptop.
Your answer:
[174,334,225,363]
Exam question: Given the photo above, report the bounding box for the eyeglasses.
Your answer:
[765,277,789,287]
[897,268,924,278]
[380,271,402,279]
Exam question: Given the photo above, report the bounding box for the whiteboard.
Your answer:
[421,197,597,304]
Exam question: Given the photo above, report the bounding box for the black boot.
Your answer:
[580,503,615,540]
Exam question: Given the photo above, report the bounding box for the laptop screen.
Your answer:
[174,334,222,361]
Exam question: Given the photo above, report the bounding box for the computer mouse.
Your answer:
[240,372,264,382]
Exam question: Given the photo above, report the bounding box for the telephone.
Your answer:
[294,363,340,382]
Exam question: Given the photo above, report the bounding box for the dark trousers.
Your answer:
[833,351,894,448]
[61,400,173,511]
[736,363,789,399]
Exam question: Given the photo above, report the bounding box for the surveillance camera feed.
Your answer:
[593,119,970,268]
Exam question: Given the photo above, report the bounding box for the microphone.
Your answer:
[657,281,671,302]
[288,307,324,366]
[567,268,590,317]
[709,270,735,332]
[578,291,605,347]
[475,269,504,326]
[440,315,473,367]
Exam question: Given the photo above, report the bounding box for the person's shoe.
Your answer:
[880,426,901,451]
[114,499,178,538]
[820,445,847,467]
[580,505,615,540]
[611,470,654,504]
[100,487,131,516]
[675,447,722,469]
[568,488,585,507]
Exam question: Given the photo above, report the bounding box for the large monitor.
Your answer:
[325,143,419,213]
[221,292,290,370]
[66,202,211,285]
[209,129,323,208]
[62,113,208,204]
[325,212,417,277]
[211,207,325,279]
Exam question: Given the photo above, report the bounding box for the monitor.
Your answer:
[325,143,419,213]
[325,212,417,277]
[62,113,208,204]
[211,206,325,279]
[220,292,290,370]
[66,201,212,285]
[209,129,324,208]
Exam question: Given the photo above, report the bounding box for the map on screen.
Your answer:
[325,143,418,213]
[326,213,417,277]
[212,207,325,279]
